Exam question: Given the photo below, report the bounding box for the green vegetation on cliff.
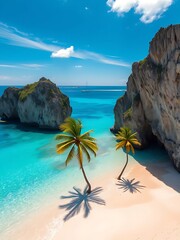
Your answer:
[18,82,38,101]
[123,107,132,120]
[139,58,147,68]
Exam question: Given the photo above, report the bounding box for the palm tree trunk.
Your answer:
[117,152,128,180]
[81,166,91,194]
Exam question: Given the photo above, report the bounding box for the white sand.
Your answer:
[2,157,180,240]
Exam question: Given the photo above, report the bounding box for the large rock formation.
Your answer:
[0,87,20,120]
[0,77,72,129]
[113,25,180,171]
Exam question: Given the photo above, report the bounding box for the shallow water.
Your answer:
[0,86,171,237]
[0,86,127,232]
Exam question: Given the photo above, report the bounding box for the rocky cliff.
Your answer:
[0,77,72,129]
[113,25,180,171]
[0,87,20,120]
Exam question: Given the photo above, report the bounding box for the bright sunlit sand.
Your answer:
[0,1,180,239]
[1,152,180,240]
[0,86,180,240]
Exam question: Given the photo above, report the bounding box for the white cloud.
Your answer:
[73,50,130,67]
[21,64,44,68]
[0,75,34,85]
[75,65,83,68]
[0,22,130,67]
[0,22,58,52]
[51,46,130,67]
[51,46,74,58]
[0,75,11,80]
[107,0,173,23]
[0,63,44,69]
[0,64,18,68]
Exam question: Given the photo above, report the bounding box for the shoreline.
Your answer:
[1,152,180,240]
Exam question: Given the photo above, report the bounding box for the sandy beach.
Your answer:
[2,155,180,240]
[1,1,180,239]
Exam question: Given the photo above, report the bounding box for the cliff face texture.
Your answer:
[0,77,72,129]
[113,25,180,171]
[0,87,20,120]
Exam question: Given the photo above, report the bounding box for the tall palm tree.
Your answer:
[55,117,98,194]
[115,127,141,180]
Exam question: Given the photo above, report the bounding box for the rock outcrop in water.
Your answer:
[0,87,20,120]
[0,77,72,129]
[113,25,180,171]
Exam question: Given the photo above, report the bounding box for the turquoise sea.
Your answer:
[0,85,128,234]
[0,85,171,239]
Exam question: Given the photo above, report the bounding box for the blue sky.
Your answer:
[0,0,179,86]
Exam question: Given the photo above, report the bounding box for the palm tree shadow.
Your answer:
[59,187,105,221]
[116,178,145,193]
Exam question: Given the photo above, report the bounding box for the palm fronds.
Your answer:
[55,117,98,194]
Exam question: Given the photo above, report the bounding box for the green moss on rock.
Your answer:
[123,107,132,120]
[139,58,147,68]
[19,82,38,101]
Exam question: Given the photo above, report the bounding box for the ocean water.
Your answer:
[0,85,127,233]
[0,85,171,239]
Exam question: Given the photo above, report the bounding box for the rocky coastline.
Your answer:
[0,77,72,130]
[112,25,180,172]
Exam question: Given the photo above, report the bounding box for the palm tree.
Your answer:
[115,127,141,180]
[55,117,98,194]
